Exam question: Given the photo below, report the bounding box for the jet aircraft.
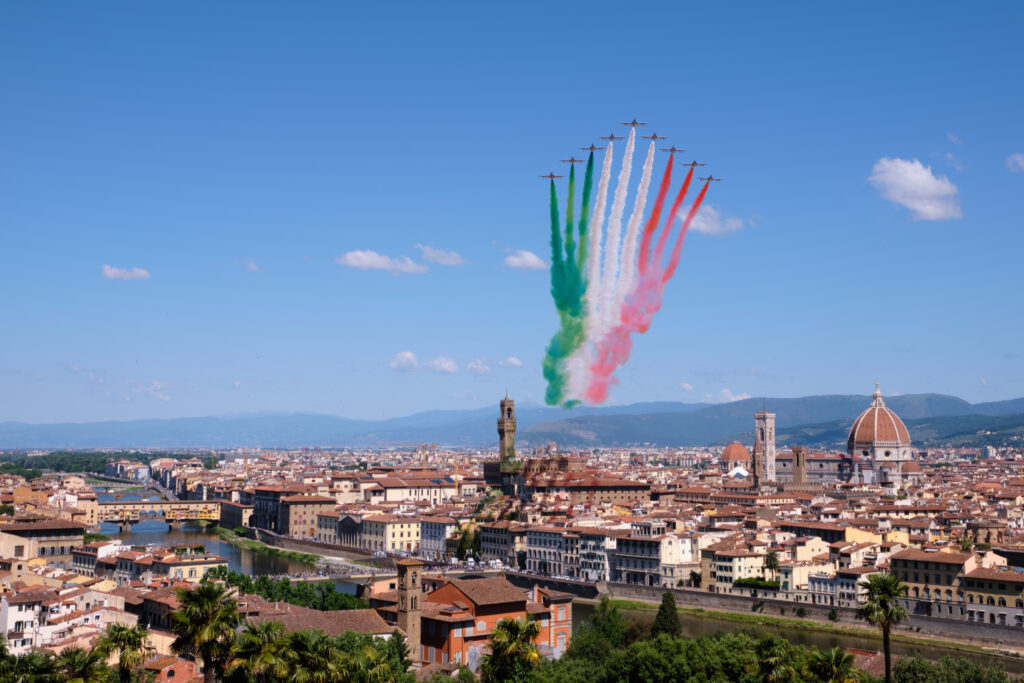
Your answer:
[680,160,706,168]
[539,173,564,179]
[620,119,648,127]
[579,144,606,152]
[699,174,722,182]
[560,156,586,165]
[660,146,687,154]
[599,133,624,141]
[641,133,667,141]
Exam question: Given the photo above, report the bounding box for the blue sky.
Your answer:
[2,2,1023,422]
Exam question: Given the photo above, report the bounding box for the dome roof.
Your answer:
[848,384,911,450]
[722,442,751,462]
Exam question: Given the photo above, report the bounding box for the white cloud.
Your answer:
[497,356,524,368]
[415,244,465,266]
[686,205,746,236]
[425,356,458,374]
[944,152,964,171]
[1007,153,1024,173]
[129,380,170,402]
[233,380,243,389]
[947,131,962,146]
[389,351,418,373]
[680,382,694,391]
[980,376,988,386]
[102,265,150,280]
[244,259,262,272]
[336,250,428,274]
[868,157,962,220]
[702,388,751,403]
[504,250,547,270]
[467,358,491,376]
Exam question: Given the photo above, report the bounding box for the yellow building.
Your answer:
[361,515,421,553]
[962,566,1024,627]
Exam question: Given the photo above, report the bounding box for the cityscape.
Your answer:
[3,2,1024,683]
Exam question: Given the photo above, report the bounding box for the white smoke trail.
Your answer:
[584,142,614,336]
[613,141,656,318]
[597,128,635,337]
[565,144,614,403]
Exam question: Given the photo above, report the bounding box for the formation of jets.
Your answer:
[542,122,723,182]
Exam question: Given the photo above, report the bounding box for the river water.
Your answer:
[96,490,309,576]
[572,601,1024,674]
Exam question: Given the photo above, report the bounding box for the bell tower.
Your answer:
[753,410,776,483]
[498,391,517,471]
[396,557,425,666]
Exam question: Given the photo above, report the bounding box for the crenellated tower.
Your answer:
[498,392,517,472]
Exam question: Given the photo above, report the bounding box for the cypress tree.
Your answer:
[650,591,681,638]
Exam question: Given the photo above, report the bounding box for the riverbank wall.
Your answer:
[252,529,394,568]
[604,582,1024,651]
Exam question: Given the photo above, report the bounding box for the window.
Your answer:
[477,620,486,631]
[557,605,566,620]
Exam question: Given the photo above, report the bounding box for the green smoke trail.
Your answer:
[548,180,564,310]
[543,155,595,406]
[577,153,594,276]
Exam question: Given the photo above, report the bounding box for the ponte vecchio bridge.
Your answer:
[97,500,221,527]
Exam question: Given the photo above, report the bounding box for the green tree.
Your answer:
[0,504,15,515]
[892,654,1008,683]
[171,582,241,683]
[764,550,780,581]
[227,621,293,683]
[563,596,627,665]
[649,591,681,638]
[807,646,857,683]
[479,617,540,683]
[288,629,342,683]
[856,572,908,683]
[97,623,150,683]
[55,645,111,683]
[689,570,702,588]
[748,635,802,683]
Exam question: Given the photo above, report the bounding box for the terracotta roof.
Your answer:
[251,608,393,635]
[848,387,911,448]
[443,577,526,606]
[722,442,751,462]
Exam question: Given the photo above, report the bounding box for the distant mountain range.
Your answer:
[2,394,1022,449]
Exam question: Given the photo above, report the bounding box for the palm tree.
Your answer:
[172,582,241,683]
[764,550,780,583]
[96,623,150,683]
[480,617,541,683]
[55,645,111,683]
[287,629,341,683]
[0,650,57,683]
[807,647,857,683]
[748,636,798,683]
[227,621,292,683]
[856,572,908,683]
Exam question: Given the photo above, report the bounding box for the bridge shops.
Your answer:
[97,500,221,529]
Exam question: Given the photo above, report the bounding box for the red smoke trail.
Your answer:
[651,167,693,271]
[635,155,674,275]
[584,179,711,404]
[662,180,709,282]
